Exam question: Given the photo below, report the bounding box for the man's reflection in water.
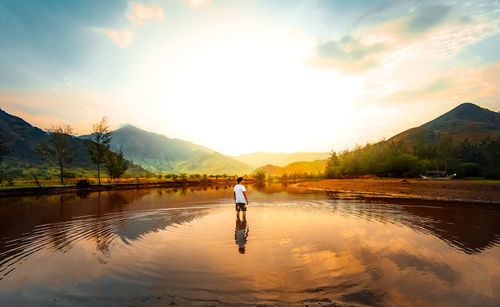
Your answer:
[235,215,249,254]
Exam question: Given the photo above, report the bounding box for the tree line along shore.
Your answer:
[322,134,500,180]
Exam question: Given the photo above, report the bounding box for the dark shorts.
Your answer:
[235,203,247,211]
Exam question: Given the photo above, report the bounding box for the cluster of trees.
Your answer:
[154,173,243,181]
[279,172,323,180]
[252,171,324,182]
[37,117,129,185]
[325,134,500,179]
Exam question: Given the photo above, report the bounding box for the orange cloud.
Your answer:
[0,90,119,135]
[96,28,134,48]
[127,2,165,26]
[384,63,500,105]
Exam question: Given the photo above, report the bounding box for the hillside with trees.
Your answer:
[325,103,500,179]
[253,159,327,179]
[0,109,149,183]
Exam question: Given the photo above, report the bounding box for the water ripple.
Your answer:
[0,207,212,280]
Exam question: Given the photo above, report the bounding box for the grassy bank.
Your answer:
[0,178,254,197]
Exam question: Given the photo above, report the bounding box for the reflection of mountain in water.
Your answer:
[116,209,210,244]
[330,197,500,254]
[0,191,211,280]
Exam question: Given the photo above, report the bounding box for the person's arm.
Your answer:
[234,191,236,203]
[243,191,249,205]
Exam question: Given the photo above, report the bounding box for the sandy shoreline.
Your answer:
[297,179,500,204]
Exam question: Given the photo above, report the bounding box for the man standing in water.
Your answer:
[233,177,249,217]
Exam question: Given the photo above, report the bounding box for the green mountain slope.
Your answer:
[0,108,95,169]
[0,108,47,165]
[234,151,330,167]
[0,109,148,178]
[83,125,253,175]
[390,103,500,145]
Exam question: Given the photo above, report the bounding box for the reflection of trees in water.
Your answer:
[107,192,128,207]
[46,196,72,253]
[253,181,267,191]
[329,196,500,254]
[76,189,92,199]
[252,182,303,194]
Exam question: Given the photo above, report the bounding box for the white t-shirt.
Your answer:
[233,184,247,203]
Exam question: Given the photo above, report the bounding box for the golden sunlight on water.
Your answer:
[0,184,499,306]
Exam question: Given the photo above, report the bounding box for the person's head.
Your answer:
[237,177,243,184]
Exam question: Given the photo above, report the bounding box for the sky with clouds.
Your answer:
[1,0,499,155]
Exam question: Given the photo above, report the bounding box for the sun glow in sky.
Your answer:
[1,0,500,155]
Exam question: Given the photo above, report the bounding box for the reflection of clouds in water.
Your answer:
[386,251,460,286]
[329,198,500,255]
[227,202,500,306]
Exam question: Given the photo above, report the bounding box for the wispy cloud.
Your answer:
[305,3,500,74]
[386,79,454,102]
[363,62,500,110]
[96,28,134,48]
[127,2,165,26]
[407,5,452,33]
[305,36,387,73]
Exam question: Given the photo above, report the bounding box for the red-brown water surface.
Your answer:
[0,184,499,306]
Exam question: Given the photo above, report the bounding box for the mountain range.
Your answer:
[81,125,254,175]
[0,108,326,176]
[233,151,330,168]
[2,102,499,178]
[253,160,328,177]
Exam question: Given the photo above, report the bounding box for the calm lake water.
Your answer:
[0,183,499,306]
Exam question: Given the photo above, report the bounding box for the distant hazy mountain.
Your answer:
[234,151,330,168]
[82,125,253,175]
[390,102,500,145]
[254,160,328,176]
[0,109,147,177]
